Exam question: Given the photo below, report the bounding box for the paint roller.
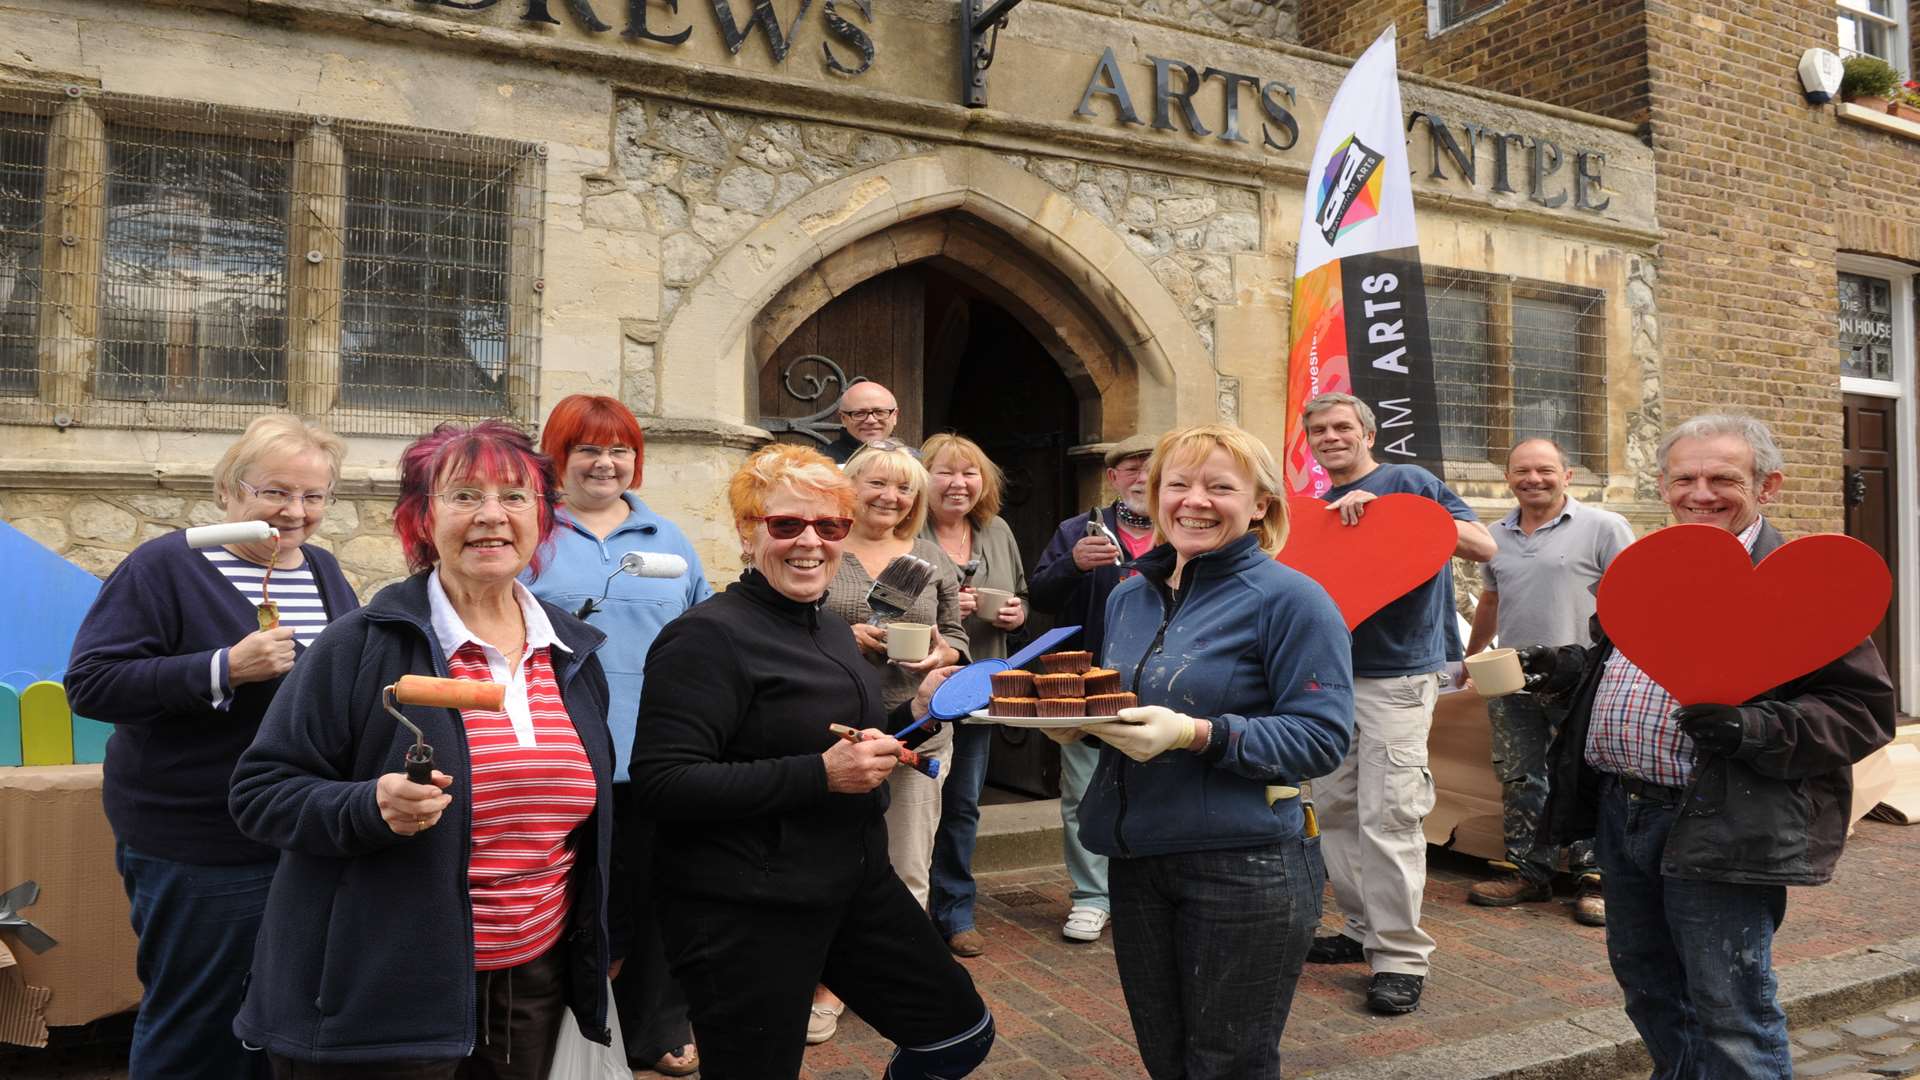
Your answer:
[382,675,507,784]
[183,520,284,629]
[573,550,692,619]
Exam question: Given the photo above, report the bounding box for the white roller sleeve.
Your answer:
[617,551,689,578]
[183,521,278,548]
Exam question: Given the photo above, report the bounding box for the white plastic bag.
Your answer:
[547,978,628,1080]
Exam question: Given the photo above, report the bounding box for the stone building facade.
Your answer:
[0,0,1659,598]
[1301,0,1920,712]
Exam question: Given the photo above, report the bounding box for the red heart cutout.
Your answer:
[1596,524,1891,706]
[1276,494,1458,630]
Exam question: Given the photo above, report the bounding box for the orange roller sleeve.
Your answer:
[391,674,507,711]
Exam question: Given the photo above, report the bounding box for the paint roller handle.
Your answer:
[391,674,507,712]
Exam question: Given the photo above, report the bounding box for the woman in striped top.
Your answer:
[232,421,617,1080]
[66,414,358,1080]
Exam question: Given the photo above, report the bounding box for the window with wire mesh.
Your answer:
[341,146,516,415]
[1426,270,1606,471]
[98,124,290,405]
[0,89,542,435]
[0,112,45,397]
[1432,0,1506,32]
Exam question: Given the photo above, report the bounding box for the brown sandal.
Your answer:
[651,1044,699,1077]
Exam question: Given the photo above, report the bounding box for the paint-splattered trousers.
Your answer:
[1488,692,1597,882]
[1595,776,1792,1079]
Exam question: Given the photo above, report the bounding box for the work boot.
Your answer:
[1468,873,1552,907]
[1366,972,1425,1015]
[1572,875,1606,927]
[1307,933,1366,964]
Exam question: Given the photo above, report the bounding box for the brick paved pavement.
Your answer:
[804,816,1920,1078]
[10,819,1920,1079]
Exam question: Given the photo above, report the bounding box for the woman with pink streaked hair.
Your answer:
[232,420,618,1080]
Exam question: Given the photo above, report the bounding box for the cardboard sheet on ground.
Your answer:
[1423,693,1907,863]
[1596,525,1892,707]
[1276,494,1457,630]
[0,765,141,1041]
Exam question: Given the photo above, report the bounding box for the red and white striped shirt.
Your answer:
[431,573,596,971]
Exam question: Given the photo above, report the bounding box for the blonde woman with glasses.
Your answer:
[66,414,358,1080]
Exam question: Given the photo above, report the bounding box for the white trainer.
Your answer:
[1062,905,1110,942]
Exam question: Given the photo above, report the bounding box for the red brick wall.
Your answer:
[1641,2,1920,533]
[1295,0,1652,127]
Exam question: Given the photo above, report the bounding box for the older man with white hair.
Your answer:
[1530,413,1895,1079]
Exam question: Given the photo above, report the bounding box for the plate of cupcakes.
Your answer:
[968,648,1139,727]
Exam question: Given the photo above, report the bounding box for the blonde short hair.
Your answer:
[727,443,854,541]
[844,441,931,540]
[919,433,1004,530]
[213,414,346,505]
[1146,424,1290,554]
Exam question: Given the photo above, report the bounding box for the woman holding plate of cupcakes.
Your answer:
[1057,424,1355,1080]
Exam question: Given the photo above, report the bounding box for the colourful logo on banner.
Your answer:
[1314,135,1384,244]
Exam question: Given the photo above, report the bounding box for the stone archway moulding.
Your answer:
[656,147,1214,437]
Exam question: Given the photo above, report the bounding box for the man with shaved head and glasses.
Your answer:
[824,379,902,464]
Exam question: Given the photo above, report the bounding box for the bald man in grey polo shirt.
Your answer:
[1464,437,1634,925]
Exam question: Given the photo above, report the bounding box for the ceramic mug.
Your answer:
[970,587,1016,618]
[1464,647,1526,697]
[886,622,934,662]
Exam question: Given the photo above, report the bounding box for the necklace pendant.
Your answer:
[257,600,280,631]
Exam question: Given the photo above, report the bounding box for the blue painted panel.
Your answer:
[0,519,106,686]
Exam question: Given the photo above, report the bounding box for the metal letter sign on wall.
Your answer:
[759,353,852,444]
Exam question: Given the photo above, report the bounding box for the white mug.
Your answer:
[1464,647,1527,697]
[886,622,934,662]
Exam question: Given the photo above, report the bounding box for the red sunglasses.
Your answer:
[753,515,853,541]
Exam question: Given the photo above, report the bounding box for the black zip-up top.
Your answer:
[630,569,919,908]
[230,573,616,1063]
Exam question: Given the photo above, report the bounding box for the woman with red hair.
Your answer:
[528,394,710,1076]
[232,420,618,1078]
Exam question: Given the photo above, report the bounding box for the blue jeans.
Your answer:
[115,843,275,1080]
[1109,837,1323,1080]
[1487,693,1595,882]
[1058,737,1110,911]
[1594,778,1792,1079]
[929,721,993,936]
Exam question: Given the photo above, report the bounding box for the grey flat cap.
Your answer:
[1103,433,1158,467]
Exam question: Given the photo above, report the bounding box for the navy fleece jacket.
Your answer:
[229,574,615,1063]
[1078,533,1354,858]
[65,530,358,864]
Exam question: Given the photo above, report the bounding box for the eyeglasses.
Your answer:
[571,444,636,461]
[238,479,333,510]
[435,488,539,514]
[841,407,897,422]
[753,515,853,541]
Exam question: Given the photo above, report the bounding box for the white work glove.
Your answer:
[1084,705,1198,763]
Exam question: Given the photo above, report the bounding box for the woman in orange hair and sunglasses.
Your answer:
[627,443,993,1080]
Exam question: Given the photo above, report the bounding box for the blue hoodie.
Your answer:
[1078,533,1354,858]
[523,493,712,781]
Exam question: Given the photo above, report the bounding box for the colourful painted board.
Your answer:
[1595,524,1892,707]
[1274,494,1458,630]
[19,680,73,766]
[0,682,20,767]
[71,713,112,764]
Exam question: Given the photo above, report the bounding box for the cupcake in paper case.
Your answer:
[991,669,1037,698]
[1033,673,1085,699]
[991,696,1039,718]
[1038,650,1093,674]
[1085,692,1137,715]
[1083,668,1122,696]
[1034,696,1087,719]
